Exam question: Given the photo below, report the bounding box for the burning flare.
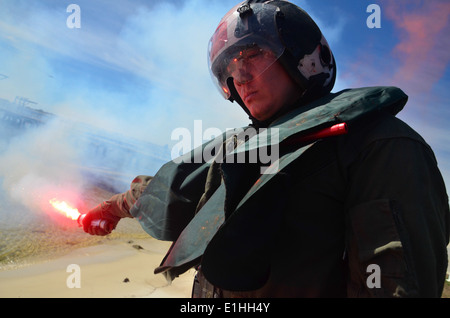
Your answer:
[49,198,81,220]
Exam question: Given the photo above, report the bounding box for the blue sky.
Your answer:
[0,0,449,196]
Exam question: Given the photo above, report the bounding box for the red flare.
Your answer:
[49,198,81,220]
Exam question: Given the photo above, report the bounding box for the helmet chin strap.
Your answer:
[229,73,330,129]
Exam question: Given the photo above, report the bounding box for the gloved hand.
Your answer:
[81,202,121,236]
[81,175,153,236]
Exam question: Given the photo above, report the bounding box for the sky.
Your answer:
[0,0,449,199]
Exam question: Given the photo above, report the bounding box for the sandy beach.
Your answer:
[0,181,195,298]
[2,234,450,298]
[0,237,195,298]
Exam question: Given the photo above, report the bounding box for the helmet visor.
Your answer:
[226,45,278,85]
[208,2,285,99]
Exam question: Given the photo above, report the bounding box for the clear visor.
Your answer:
[226,45,278,84]
[208,2,285,99]
[208,43,283,100]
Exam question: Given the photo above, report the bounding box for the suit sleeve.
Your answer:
[343,121,450,297]
[128,133,229,241]
[104,175,153,218]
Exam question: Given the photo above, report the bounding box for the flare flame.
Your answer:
[49,198,81,220]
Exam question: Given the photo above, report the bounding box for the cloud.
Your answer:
[0,0,350,148]
[0,0,250,148]
[338,0,450,95]
[0,0,251,216]
[383,0,450,93]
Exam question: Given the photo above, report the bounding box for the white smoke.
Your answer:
[0,0,352,214]
[0,0,244,214]
[0,117,86,211]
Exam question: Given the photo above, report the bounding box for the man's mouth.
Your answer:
[244,91,258,103]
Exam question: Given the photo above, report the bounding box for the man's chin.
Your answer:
[249,110,271,122]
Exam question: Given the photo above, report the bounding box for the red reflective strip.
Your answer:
[284,123,348,146]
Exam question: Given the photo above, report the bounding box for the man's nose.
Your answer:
[234,66,254,84]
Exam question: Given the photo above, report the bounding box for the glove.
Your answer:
[81,175,153,236]
[81,202,121,236]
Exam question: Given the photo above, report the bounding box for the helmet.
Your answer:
[208,0,336,115]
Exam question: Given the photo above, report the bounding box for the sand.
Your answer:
[0,237,195,298]
[0,184,195,298]
[1,218,449,298]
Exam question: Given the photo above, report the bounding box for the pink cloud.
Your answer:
[383,0,450,93]
[340,1,450,96]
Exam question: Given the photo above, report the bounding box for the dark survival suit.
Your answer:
[130,86,450,297]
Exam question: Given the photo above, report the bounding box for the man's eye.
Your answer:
[245,49,262,59]
[247,53,259,59]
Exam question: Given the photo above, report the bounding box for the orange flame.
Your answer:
[49,198,81,220]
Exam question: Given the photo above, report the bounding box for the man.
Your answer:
[82,0,449,297]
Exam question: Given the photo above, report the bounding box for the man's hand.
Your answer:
[80,175,153,236]
[81,203,121,236]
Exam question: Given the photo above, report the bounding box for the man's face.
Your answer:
[229,47,302,121]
